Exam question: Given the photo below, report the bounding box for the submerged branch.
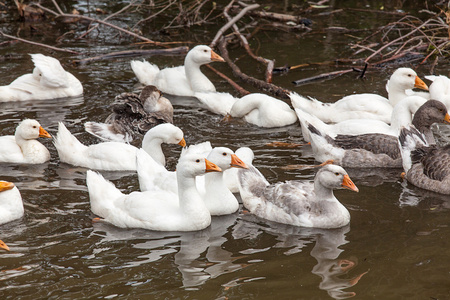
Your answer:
[72,47,189,65]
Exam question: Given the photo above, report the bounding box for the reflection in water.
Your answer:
[89,213,245,288]
[398,180,450,210]
[310,226,368,299]
[0,96,84,129]
[233,215,368,299]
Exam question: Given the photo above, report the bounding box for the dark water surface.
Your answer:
[1,1,449,299]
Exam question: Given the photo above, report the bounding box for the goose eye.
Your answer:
[222,152,227,156]
[407,74,412,77]
[334,172,340,176]
[32,126,37,128]
[196,159,200,163]
[204,49,207,52]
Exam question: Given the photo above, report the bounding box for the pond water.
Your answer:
[0,1,449,299]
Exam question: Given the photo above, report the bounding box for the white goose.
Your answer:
[289,68,429,124]
[295,96,427,142]
[223,147,255,193]
[0,119,51,164]
[84,85,173,143]
[0,181,24,225]
[136,146,248,216]
[86,153,222,231]
[237,163,359,228]
[130,45,224,97]
[426,75,450,109]
[228,93,298,127]
[0,54,83,102]
[54,122,185,171]
[194,92,298,127]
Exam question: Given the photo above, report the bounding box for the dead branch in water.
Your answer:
[205,65,250,96]
[221,1,274,83]
[218,37,291,99]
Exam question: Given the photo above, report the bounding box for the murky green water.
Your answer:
[1,1,449,299]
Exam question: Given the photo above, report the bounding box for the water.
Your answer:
[1,1,449,299]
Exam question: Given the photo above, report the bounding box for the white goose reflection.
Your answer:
[89,212,244,288]
[232,215,368,299]
[310,226,368,299]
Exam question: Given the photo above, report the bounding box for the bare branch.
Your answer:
[210,2,259,48]
[0,30,81,54]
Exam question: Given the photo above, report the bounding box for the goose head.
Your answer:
[388,68,428,92]
[0,240,10,251]
[0,181,15,193]
[144,123,186,147]
[316,164,359,192]
[206,147,248,171]
[235,147,255,165]
[412,100,450,128]
[15,119,51,140]
[176,154,222,179]
[185,45,225,66]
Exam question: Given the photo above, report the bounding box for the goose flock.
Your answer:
[2,46,450,250]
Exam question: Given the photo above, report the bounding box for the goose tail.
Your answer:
[84,121,130,143]
[398,125,428,172]
[130,60,159,86]
[86,170,123,218]
[53,122,88,165]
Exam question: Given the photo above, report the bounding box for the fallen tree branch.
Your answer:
[0,30,80,54]
[210,2,260,48]
[218,37,291,99]
[222,1,274,83]
[292,69,355,86]
[205,65,250,96]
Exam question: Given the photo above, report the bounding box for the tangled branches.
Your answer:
[352,11,450,69]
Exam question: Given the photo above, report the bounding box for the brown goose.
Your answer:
[85,85,173,143]
[306,100,450,168]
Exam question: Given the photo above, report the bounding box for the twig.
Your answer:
[30,2,161,45]
[132,0,176,29]
[205,65,250,96]
[0,30,80,54]
[365,19,434,63]
[222,1,274,83]
[292,69,355,86]
[80,0,139,39]
[210,2,260,48]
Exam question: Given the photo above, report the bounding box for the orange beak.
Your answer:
[0,181,15,192]
[0,240,10,251]
[414,76,428,91]
[39,126,51,138]
[342,175,359,192]
[444,113,450,124]
[230,154,248,169]
[178,137,186,147]
[205,158,222,173]
[210,50,225,62]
